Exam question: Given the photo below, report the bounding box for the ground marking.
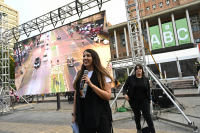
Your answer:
[58,66,60,92]
[74,66,78,73]
[29,56,33,64]
[85,38,95,48]
[56,45,59,56]
[65,75,70,91]
[72,41,81,52]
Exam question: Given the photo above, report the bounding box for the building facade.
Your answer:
[108,0,200,81]
[0,0,19,51]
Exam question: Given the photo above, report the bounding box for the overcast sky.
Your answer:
[5,0,127,40]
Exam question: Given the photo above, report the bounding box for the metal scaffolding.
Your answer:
[2,0,110,42]
[0,12,12,115]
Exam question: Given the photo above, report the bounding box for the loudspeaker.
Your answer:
[68,92,74,103]
[153,87,174,107]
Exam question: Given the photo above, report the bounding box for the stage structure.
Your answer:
[0,0,110,114]
[110,0,198,131]
[0,12,12,115]
[3,0,110,42]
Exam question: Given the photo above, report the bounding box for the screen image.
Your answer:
[14,11,112,95]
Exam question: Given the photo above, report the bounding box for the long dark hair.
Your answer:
[134,64,144,75]
[73,49,113,90]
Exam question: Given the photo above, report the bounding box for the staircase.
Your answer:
[171,80,197,90]
[113,79,197,92]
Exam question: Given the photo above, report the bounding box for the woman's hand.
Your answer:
[81,74,93,87]
[72,115,76,124]
[124,94,129,101]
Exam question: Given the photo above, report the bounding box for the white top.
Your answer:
[73,71,111,98]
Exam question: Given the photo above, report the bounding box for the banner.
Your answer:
[162,22,176,47]
[15,11,112,95]
[149,25,162,50]
[149,18,191,50]
[175,18,191,45]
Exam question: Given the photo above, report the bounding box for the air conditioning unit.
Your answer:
[166,0,170,5]
[159,2,163,7]
[152,4,156,9]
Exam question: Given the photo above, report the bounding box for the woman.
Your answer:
[72,49,113,133]
[123,64,155,133]
[9,88,15,106]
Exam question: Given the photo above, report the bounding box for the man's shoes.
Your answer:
[137,130,141,133]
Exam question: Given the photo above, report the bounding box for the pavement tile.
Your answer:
[0,97,200,133]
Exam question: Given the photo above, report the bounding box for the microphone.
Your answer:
[80,70,88,90]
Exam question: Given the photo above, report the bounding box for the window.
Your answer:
[113,54,117,59]
[152,4,156,10]
[148,64,160,78]
[146,6,150,11]
[145,0,149,2]
[142,28,148,43]
[159,2,163,8]
[161,61,179,78]
[179,59,196,77]
[119,33,126,47]
[190,13,200,32]
[166,0,170,5]
[173,0,178,1]
[123,52,127,57]
[195,38,200,43]
[110,35,116,50]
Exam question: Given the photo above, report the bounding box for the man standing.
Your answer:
[195,59,200,73]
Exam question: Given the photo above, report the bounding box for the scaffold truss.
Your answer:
[2,0,110,42]
[0,12,12,114]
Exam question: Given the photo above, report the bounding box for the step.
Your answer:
[172,83,194,85]
[172,85,197,87]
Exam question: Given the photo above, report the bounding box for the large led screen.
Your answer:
[14,11,112,95]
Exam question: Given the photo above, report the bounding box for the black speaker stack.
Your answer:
[152,83,174,107]
[68,91,74,103]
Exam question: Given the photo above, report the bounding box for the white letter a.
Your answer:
[151,35,160,46]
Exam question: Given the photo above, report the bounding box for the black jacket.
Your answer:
[123,75,151,101]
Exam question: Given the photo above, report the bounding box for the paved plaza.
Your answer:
[0,95,200,133]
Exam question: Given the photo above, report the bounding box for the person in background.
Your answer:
[9,88,15,106]
[114,79,119,89]
[123,64,156,133]
[72,49,114,133]
[195,59,200,73]
[193,74,198,87]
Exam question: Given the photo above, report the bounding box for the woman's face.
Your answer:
[135,66,142,75]
[83,51,93,67]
